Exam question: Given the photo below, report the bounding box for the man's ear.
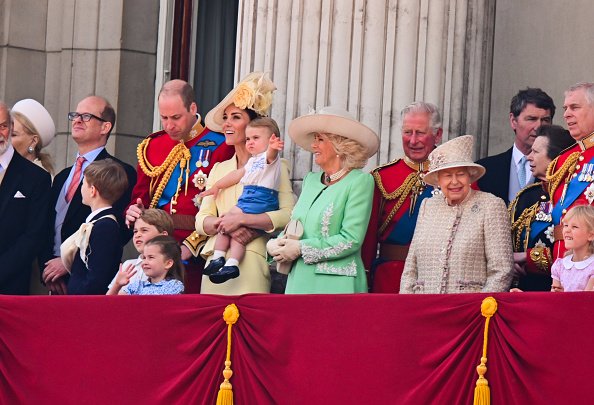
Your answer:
[509,112,518,131]
[101,121,112,136]
[434,128,443,145]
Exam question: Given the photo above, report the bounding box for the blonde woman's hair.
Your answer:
[325,133,368,170]
[12,111,54,175]
[562,205,594,256]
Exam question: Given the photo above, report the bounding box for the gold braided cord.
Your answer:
[216,304,240,405]
[545,152,580,198]
[473,297,498,405]
[510,203,539,251]
[136,138,192,208]
[374,171,422,234]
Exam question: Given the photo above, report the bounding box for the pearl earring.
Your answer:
[27,146,34,154]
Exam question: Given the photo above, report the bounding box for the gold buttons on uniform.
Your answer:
[579,155,585,161]
[576,165,581,170]
[562,209,567,214]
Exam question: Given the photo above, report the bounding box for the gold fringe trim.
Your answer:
[473,297,498,405]
[216,304,240,405]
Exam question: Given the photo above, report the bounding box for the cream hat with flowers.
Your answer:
[205,71,276,132]
[288,106,379,158]
[423,135,485,187]
[11,99,56,148]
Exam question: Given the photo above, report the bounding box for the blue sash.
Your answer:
[158,130,225,207]
[386,185,433,245]
[549,156,594,226]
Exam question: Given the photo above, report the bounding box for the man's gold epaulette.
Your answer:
[508,182,543,218]
[371,158,402,175]
[146,129,168,140]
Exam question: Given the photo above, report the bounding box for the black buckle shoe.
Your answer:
[209,265,240,284]
[203,257,226,276]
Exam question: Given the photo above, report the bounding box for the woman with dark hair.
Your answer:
[195,72,293,294]
[509,125,575,291]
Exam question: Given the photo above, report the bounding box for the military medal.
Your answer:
[196,150,204,168]
[535,201,552,222]
[585,183,594,204]
[192,169,208,191]
[203,150,211,167]
[579,164,586,181]
[587,163,594,182]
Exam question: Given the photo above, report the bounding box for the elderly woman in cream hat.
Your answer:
[400,135,513,294]
[267,106,379,294]
[196,72,294,294]
[11,99,56,175]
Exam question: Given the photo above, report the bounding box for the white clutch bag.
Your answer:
[276,219,304,275]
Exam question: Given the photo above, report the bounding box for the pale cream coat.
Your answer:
[196,155,293,294]
[400,190,513,294]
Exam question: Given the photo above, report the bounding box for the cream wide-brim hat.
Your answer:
[204,71,276,132]
[11,99,56,148]
[423,134,485,187]
[288,106,380,159]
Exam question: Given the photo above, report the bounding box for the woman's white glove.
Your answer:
[266,237,284,256]
[273,239,301,263]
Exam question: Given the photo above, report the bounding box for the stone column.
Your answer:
[235,0,496,186]
[0,0,159,172]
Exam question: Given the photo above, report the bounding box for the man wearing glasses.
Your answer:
[40,96,136,294]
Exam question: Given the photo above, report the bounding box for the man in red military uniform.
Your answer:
[362,102,443,293]
[126,80,234,292]
[548,82,594,260]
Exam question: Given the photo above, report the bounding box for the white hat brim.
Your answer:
[288,114,379,158]
[423,162,486,187]
[11,99,56,148]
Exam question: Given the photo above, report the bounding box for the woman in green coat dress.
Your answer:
[267,106,379,294]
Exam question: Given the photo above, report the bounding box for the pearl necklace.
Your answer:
[324,167,348,183]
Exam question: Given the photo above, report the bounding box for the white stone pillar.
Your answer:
[236,0,496,184]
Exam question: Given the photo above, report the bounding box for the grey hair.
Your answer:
[400,101,442,132]
[565,82,594,106]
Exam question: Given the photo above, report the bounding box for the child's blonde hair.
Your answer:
[562,205,594,256]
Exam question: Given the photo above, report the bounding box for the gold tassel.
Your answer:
[216,304,240,405]
[473,297,498,405]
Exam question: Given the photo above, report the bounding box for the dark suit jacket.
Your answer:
[0,151,51,294]
[476,148,513,205]
[67,208,122,295]
[40,148,136,265]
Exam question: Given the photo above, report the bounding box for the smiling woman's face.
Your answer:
[221,105,251,146]
[437,166,471,205]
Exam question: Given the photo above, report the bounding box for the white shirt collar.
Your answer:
[0,143,15,170]
[561,254,594,270]
[85,206,112,223]
[512,143,527,165]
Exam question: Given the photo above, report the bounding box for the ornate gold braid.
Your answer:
[373,170,422,234]
[545,152,580,198]
[510,202,539,251]
[136,138,191,208]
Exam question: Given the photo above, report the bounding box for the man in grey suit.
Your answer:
[476,88,556,205]
[0,102,51,294]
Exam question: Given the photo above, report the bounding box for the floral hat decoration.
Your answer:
[205,71,276,132]
[423,134,486,187]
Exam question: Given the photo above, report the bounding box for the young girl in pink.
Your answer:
[551,205,594,292]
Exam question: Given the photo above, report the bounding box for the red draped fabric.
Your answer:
[1,293,592,404]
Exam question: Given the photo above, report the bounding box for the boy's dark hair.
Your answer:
[83,158,128,204]
[247,116,280,137]
[144,235,185,284]
[138,208,174,235]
